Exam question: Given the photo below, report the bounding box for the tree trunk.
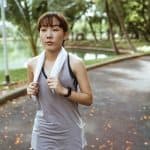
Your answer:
[87,18,98,42]
[141,0,150,40]
[29,37,38,56]
[105,0,120,54]
[99,19,102,40]
[113,0,137,52]
[142,31,150,42]
[30,41,37,56]
[70,22,74,41]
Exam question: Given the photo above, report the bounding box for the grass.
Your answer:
[66,40,112,48]
[0,68,27,84]
[84,56,117,66]
[66,39,150,50]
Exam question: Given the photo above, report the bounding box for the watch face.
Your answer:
[64,87,71,97]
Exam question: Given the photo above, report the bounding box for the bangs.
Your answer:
[37,12,68,32]
[39,16,59,28]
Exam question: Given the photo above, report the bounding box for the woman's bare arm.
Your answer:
[26,58,39,96]
[27,61,34,83]
[66,56,93,106]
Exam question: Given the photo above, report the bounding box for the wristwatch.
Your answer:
[64,87,72,97]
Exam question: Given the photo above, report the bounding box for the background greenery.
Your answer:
[0,0,150,85]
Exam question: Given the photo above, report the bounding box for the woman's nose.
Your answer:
[47,29,53,38]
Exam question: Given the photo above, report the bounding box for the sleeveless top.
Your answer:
[31,54,86,150]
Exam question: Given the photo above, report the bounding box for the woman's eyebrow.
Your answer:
[41,25,60,28]
[51,24,60,27]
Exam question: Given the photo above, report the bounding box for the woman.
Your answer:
[27,12,93,150]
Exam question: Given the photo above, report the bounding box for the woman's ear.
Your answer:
[64,32,69,40]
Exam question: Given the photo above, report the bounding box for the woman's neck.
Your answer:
[45,49,61,61]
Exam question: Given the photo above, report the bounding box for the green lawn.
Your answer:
[66,39,150,50]
[84,56,117,66]
[0,68,27,84]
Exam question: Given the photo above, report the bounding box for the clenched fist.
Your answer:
[27,82,39,96]
[47,77,67,96]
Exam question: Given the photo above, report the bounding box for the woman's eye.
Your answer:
[41,28,46,32]
[53,28,59,31]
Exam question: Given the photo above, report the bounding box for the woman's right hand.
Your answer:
[27,82,39,96]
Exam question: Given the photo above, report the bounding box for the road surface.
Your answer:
[0,56,150,150]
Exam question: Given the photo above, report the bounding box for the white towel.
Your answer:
[33,47,68,94]
[50,47,67,78]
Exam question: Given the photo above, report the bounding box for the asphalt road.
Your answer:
[0,56,150,150]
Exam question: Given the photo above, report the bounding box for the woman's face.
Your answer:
[39,17,68,52]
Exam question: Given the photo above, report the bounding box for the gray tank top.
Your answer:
[37,54,82,128]
[31,55,87,150]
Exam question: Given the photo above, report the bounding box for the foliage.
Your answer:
[1,0,149,56]
[94,0,150,41]
[3,0,93,55]
[5,0,49,56]
[123,0,150,41]
[47,0,93,31]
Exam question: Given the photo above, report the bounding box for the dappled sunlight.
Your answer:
[137,46,150,52]
[84,53,108,60]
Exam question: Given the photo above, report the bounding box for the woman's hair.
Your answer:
[37,12,68,32]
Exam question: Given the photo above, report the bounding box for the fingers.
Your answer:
[27,82,39,96]
[47,77,57,89]
[27,77,63,96]
[47,77,63,94]
[47,77,65,95]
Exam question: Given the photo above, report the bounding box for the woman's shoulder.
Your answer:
[69,53,83,65]
[26,55,39,71]
[69,53,85,72]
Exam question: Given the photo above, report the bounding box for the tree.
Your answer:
[112,0,137,52]
[105,0,120,54]
[46,0,91,29]
[123,0,150,42]
[5,0,92,54]
[95,0,120,54]
[86,16,98,41]
[6,0,48,56]
[48,0,93,40]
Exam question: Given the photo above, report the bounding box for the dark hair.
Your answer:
[37,12,68,32]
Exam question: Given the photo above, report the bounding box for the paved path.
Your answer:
[0,56,150,150]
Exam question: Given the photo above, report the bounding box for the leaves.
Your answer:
[5,0,48,56]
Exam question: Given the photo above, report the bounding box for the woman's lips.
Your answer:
[45,41,54,45]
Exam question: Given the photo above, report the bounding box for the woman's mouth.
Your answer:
[46,41,53,45]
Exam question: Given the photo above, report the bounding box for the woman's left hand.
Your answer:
[47,76,66,95]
